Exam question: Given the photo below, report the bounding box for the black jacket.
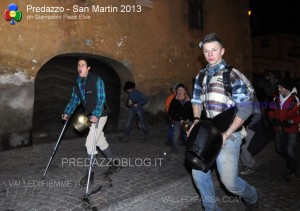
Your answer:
[168,96,193,122]
[74,72,99,114]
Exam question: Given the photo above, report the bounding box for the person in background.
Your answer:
[165,83,178,113]
[268,78,300,181]
[165,83,178,145]
[264,71,279,102]
[168,84,193,154]
[240,97,261,175]
[119,81,149,142]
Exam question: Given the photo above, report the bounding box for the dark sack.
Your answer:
[185,120,222,172]
[247,119,268,155]
[211,107,241,133]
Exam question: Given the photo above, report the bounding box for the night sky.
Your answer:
[249,0,300,36]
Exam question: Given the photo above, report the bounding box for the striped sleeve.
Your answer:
[191,73,203,105]
[231,73,253,120]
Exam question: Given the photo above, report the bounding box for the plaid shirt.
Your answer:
[64,75,105,117]
[191,59,250,106]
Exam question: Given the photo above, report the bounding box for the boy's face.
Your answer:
[278,85,290,96]
[202,41,225,66]
[176,87,186,98]
[126,88,133,93]
[77,60,90,78]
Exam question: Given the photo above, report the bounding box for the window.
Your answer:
[189,0,203,30]
[287,46,300,58]
[260,39,269,48]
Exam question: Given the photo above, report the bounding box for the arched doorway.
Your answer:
[32,53,131,143]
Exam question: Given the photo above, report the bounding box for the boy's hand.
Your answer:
[89,115,98,123]
[61,114,69,120]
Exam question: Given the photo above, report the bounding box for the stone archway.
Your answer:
[32,53,132,143]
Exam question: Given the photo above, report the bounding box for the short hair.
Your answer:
[77,57,90,67]
[175,83,186,91]
[199,33,223,48]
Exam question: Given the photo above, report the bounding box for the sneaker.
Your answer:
[245,189,262,211]
[240,167,254,175]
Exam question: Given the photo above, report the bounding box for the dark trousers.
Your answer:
[275,132,298,174]
[125,109,149,137]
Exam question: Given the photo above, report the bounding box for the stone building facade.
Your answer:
[252,33,300,79]
[0,0,251,149]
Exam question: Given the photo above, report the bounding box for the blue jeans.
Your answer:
[167,123,174,145]
[275,132,298,174]
[192,132,257,211]
[171,121,189,153]
[124,109,149,137]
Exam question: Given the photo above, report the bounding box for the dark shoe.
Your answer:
[119,136,130,143]
[144,134,150,141]
[245,189,262,211]
[80,171,94,186]
[104,160,121,176]
[285,171,297,181]
[240,167,254,175]
[181,141,187,146]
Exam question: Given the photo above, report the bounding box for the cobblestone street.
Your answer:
[0,124,300,211]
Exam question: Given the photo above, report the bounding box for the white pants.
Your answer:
[85,116,109,155]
